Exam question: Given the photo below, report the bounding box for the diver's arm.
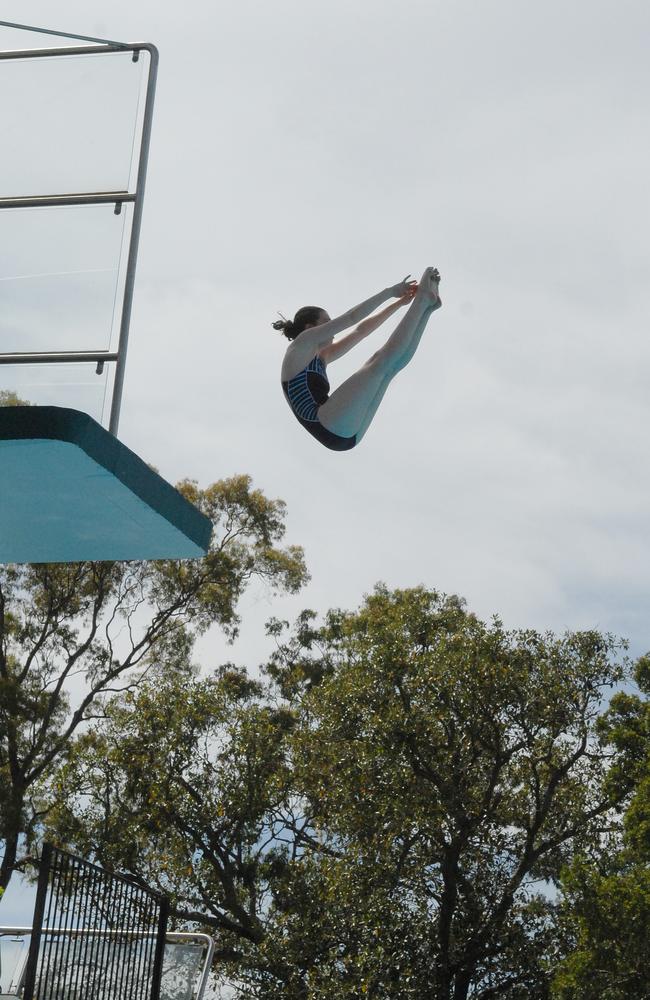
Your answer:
[283,277,416,375]
[320,299,405,363]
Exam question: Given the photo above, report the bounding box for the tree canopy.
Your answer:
[0,390,29,406]
[39,585,632,1000]
[0,475,308,895]
[551,654,650,998]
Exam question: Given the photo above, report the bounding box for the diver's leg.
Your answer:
[353,304,436,443]
[318,270,440,439]
[367,267,440,372]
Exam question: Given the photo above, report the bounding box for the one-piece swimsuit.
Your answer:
[282,355,356,451]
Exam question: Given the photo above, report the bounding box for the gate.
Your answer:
[22,843,169,1000]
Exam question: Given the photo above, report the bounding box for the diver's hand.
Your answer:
[396,284,418,306]
[390,275,417,299]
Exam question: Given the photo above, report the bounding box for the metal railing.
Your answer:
[21,843,170,1000]
[0,928,215,1000]
[0,23,158,435]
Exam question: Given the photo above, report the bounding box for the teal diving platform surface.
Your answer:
[0,406,212,563]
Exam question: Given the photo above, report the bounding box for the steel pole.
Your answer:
[108,43,158,436]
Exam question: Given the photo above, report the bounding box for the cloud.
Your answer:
[3,0,650,665]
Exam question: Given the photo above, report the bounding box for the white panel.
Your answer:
[0,50,145,197]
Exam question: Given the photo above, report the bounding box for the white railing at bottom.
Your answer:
[0,926,215,1000]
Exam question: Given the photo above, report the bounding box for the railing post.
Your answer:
[108,43,159,437]
[149,895,170,1000]
[21,841,52,1000]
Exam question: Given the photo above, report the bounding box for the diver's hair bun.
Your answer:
[272,314,296,340]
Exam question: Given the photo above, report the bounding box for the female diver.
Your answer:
[274,266,442,451]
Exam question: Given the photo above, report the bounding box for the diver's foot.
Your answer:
[417,266,441,306]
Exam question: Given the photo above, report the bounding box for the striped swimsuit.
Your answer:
[282,355,356,452]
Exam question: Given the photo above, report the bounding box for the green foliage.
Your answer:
[0,390,30,406]
[42,586,629,999]
[45,668,282,943]
[0,475,307,891]
[551,654,650,998]
[261,587,626,999]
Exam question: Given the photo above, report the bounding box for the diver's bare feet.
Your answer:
[417,266,441,307]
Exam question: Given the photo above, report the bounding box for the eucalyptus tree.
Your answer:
[257,588,627,999]
[552,654,650,999]
[43,586,628,999]
[0,475,308,894]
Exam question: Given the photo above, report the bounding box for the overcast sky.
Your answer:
[1,0,649,927]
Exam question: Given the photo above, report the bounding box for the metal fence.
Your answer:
[21,843,170,1000]
[0,928,215,1000]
